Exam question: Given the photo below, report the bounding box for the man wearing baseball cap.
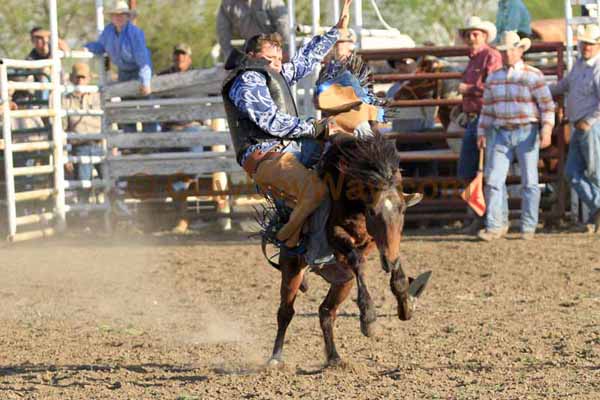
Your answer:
[551,25,600,233]
[159,43,193,75]
[63,63,103,206]
[157,43,202,232]
[477,31,555,241]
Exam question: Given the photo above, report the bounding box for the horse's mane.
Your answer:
[322,135,401,190]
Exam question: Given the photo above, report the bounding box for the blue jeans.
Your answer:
[118,69,159,133]
[458,117,479,180]
[75,144,103,204]
[485,125,540,233]
[286,139,322,168]
[76,144,103,181]
[566,122,600,219]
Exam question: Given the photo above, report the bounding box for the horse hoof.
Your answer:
[360,320,379,337]
[327,357,343,367]
[267,358,284,369]
[359,308,378,337]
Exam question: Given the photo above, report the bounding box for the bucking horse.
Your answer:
[260,51,432,367]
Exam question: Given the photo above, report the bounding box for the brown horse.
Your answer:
[268,135,428,366]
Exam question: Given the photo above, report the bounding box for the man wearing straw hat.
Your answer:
[85,0,152,97]
[477,31,555,241]
[456,16,502,234]
[551,25,600,233]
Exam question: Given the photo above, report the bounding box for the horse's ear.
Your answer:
[403,192,423,208]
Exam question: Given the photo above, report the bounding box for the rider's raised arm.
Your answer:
[281,27,339,85]
[281,0,351,84]
[229,71,317,139]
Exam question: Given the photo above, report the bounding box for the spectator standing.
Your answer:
[551,25,600,233]
[496,0,532,39]
[63,63,103,206]
[158,43,193,75]
[26,27,69,104]
[217,0,290,61]
[158,44,205,233]
[477,31,555,241]
[456,16,502,234]
[85,0,157,133]
[85,0,152,97]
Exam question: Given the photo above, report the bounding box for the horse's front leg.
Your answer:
[390,256,413,321]
[348,249,377,337]
[269,251,306,367]
[331,226,377,338]
[319,276,354,366]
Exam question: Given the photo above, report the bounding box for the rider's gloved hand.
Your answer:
[313,117,331,139]
[314,117,351,139]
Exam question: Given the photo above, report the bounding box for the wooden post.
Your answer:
[1,64,18,240]
[210,118,231,230]
[50,0,67,231]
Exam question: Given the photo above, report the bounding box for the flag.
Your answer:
[461,171,486,216]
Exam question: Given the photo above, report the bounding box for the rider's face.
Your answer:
[251,43,283,73]
[335,41,354,60]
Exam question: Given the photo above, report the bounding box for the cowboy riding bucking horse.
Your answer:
[221,0,432,365]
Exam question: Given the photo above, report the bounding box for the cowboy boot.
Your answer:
[253,152,327,247]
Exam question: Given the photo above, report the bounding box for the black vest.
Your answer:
[221,57,298,164]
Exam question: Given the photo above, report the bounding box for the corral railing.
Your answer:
[100,69,246,229]
[0,58,67,242]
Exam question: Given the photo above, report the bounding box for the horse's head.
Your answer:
[366,182,421,321]
[366,186,421,273]
[334,136,422,320]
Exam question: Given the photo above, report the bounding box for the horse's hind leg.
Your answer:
[319,278,354,366]
[269,252,305,367]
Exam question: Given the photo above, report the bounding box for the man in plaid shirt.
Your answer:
[477,31,555,241]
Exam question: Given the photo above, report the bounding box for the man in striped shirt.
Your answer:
[477,31,555,241]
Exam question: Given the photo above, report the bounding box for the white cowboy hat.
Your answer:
[458,16,497,43]
[578,24,600,44]
[108,0,136,15]
[495,31,531,52]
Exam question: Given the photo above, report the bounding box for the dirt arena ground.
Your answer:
[0,227,599,399]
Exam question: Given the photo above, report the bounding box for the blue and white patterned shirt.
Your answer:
[229,27,339,146]
[85,21,153,87]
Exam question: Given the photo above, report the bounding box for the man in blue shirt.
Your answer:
[496,0,532,39]
[85,1,152,96]
[222,0,352,248]
[551,24,600,232]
